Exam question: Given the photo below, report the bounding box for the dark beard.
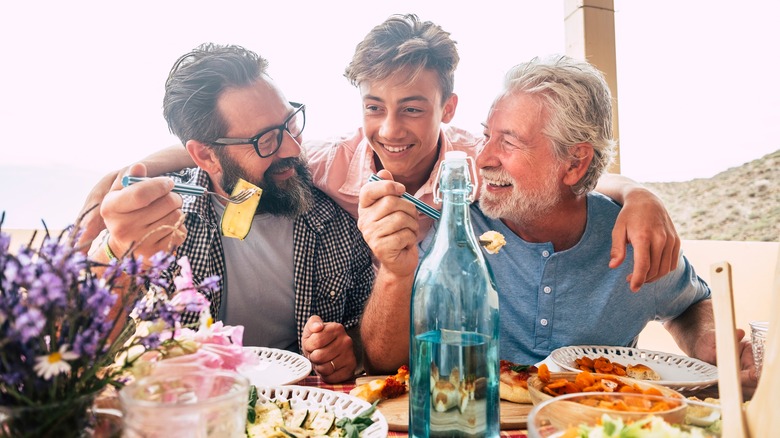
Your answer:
[218,154,314,218]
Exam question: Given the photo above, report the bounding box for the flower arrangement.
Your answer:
[115,257,259,380]
[0,213,224,437]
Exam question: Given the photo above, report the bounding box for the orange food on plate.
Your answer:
[349,365,409,403]
[538,370,669,399]
[574,355,663,379]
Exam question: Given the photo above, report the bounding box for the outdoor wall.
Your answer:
[638,240,780,354]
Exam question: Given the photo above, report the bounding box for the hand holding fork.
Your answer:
[122,176,258,204]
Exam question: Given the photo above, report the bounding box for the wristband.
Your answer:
[103,234,119,261]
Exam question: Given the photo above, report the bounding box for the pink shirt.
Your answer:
[306,126,482,239]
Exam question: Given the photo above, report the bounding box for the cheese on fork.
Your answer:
[479,230,506,254]
[220,178,262,240]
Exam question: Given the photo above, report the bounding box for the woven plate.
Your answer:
[238,347,312,386]
[550,345,718,392]
[253,385,388,437]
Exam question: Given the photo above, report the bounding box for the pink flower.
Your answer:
[155,322,258,372]
[173,256,195,292]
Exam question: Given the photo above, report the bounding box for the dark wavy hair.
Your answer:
[163,43,269,146]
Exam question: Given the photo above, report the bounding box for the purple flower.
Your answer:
[199,275,221,294]
[0,223,220,407]
[26,272,67,308]
[13,306,46,343]
[73,328,100,357]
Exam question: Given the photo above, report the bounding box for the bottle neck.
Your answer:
[434,160,477,247]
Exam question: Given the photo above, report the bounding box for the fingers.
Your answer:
[357,176,420,275]
[301,321,357,383]
[101,166,185,259]
[301,315,325,344]
[608,226,627,269]
[611,187,681,291]
[358,174,405,212]
[75,167,132,251]
[738,338,759,389]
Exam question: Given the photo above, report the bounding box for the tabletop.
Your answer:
[298,375,529,438]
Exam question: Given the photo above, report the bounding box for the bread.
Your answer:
[499,380,531,404]
[349,378,385,403]
[626,363,661,381]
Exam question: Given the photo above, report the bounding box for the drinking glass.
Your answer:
[119,369,249,438]
[750,321,769,379]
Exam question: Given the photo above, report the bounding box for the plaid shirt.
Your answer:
[164,168,374,352]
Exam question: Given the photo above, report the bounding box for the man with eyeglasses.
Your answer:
[92,43,374,383]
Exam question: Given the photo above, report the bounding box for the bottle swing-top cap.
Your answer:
[433,151,478,204]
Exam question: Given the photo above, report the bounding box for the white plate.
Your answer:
[254,385,388,437]
[238,347,312,386]
[550,345,719,392]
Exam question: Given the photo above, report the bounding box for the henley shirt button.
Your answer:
[329,291,336,297]
[540,318,549,326]
[542,250,550,257]
[543,286,552,294]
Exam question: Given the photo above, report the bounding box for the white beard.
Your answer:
[479,166,562,224]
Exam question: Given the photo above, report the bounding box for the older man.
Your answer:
[358,55,756,387]
[93,44,374,383]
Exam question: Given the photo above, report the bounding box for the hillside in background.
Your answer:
[643,149,779,242]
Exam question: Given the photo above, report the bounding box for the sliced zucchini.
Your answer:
[302,408,319,430]
[283,408,309,428]
[308,409,335,436]
[220,178,262,240]
[248,403,285,437]
[253,402,284,426]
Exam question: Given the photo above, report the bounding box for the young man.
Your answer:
[357,56,756,389]
[93,44,374,383]
[80,14,678,292]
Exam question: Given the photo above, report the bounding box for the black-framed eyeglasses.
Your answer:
[213,102,306,158]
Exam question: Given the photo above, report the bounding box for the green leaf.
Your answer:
[337,401,378,437]
[509,364,532,373]
[247,385,258,424]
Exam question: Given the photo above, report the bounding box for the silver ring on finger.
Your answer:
[330,360,336,373]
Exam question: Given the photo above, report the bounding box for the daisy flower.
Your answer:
[34,344,79,380]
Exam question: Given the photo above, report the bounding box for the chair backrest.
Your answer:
[638,239,780,354]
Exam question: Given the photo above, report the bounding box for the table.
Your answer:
[298,375,529,438]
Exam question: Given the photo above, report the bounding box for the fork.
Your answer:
[122,176,258,204]
[368,173,441,220]
[367,173,495,247]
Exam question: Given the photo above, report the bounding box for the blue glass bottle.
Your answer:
[409,151,500,437]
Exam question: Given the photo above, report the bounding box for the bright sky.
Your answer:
[1,1,778,229]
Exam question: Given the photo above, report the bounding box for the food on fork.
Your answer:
[479,231,506,254]
[220,178,262,240]
[349,365,409,404]
[498,360,541,404]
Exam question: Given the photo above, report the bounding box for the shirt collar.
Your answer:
[338,127,455,199]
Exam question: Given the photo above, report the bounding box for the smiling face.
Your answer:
[359,68,457,190]
[211,77,313,217]
[477,92,567,224]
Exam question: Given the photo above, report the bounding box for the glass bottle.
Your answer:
[409,151,500,437]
